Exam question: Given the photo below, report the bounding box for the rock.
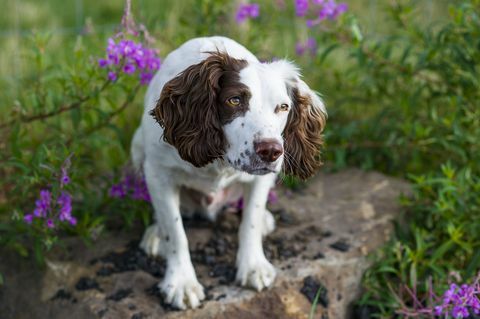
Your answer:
[75,277,102,291]
[0,169,410,319]
[329,240,350,252]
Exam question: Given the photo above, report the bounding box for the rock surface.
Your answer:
[0,169,410,319]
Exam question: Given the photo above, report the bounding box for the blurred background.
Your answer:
[0,0,478,317]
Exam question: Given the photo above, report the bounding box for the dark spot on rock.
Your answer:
[107,288,132,301]
[51,289,77,303]
[97,308,108,318]
[165,235,170,242]
[92,241,165,278]
[240,152,244,158]
[244,141,248,145]
[241,123,244,127]
[322,230,333,237]
[97,266,114,277]
[245,149,251,156]
[204,285,215,301]
[208,262,236,284]
[329,240,350,252]
[300,276,328,308]
[312,252,325,259]
[75,277,101,291]
[131,313,146,319]
[215,293,227,301]
[204,254,216,265]
[128,303,137,310]
[265,235,306,260]
[273,208,299,225]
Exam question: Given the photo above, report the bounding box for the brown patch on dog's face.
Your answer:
[150,52,249,167]
[217,61,250,125]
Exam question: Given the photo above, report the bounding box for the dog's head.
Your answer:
[151,52,326,180]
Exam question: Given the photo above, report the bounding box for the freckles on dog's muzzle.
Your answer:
[225,138,283,175]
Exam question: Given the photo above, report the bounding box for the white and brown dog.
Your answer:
[131,36,326,309]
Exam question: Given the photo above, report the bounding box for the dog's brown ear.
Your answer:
[150,53,235,167]
[283,79,327,180]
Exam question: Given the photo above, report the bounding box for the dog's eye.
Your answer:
[227,96,241,107]
[279,103,289,111]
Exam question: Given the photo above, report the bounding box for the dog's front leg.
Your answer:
[141,161,204,309]
[236,174,277,291]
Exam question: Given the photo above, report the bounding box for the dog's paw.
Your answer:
[236,253,276,291]
[140,224,165,257]
[160,268,205,310]
[261,209,276,237]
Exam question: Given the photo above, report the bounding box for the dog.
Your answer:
[131,36,326,309]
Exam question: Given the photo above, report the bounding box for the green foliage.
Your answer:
[324,2,479,175]
[0,32,147,258]
[360,165,480,316]
[335,2,480,316]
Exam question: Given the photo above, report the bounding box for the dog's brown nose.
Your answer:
[254,139,283,163]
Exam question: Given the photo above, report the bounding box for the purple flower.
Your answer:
[123,64,136,74]
[24,156,77,228]
[452,305,469,318]
[98,59,109,67]
[131,177,151,202]
[110,183,126,198]
[33,190,52,218]
[46,219,55,228]
[57,192,76,225]
[98,0,162,85]
[335,3,348,15]
[108,71,117,82]
[302,0,348,27]
[25,189,77,227]
[295,0,309,17]
[109,173,150,202]
[24,214,33,224]
[295,43,306,56]
[60,171,70,189]
[268,190,278,204]
[236,3,260,24]
[435,279,480,318]
[61,173,70,187]
[100,38,161,85]
[248,3,260,18]
[140,72,153,85]
[295,37,317,56]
